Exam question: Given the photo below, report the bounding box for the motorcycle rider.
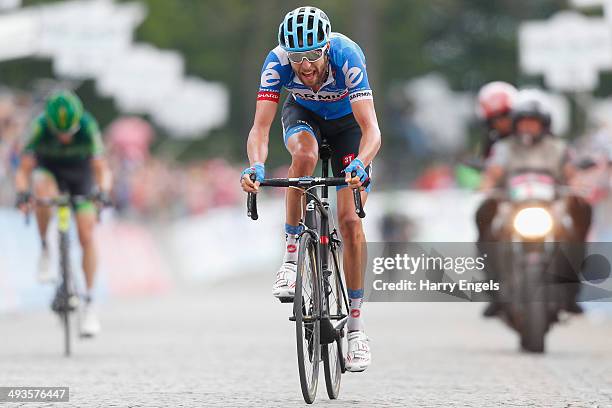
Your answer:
[474,82,518,316]
[478,88,591,315]
[475,82,517,252]
[477,81,518,159]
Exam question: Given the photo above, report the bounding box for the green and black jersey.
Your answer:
[23,111,104,198]
[24,112,104,162]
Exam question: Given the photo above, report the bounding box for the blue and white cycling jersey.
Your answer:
[257,32,373,120]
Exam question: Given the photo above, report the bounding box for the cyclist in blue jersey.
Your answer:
[240,6,381,372]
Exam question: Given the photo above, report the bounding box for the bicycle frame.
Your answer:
[53,196,77,357]
[301,145,349,336]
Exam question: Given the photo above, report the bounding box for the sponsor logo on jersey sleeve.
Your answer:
[349,90,373,103]
[257,91,280,103]
[260,62,281,88]
[342,61,364,89]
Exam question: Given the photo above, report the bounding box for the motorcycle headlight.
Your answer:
[513,207,553,239]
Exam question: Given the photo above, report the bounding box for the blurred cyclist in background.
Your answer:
[478,89,591,315]
[240,6,381,372]
[14,90,112,337]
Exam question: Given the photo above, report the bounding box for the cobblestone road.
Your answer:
[1,273,612,407]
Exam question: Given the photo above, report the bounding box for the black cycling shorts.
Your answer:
[281,95,371,191]
[36,157,94,197]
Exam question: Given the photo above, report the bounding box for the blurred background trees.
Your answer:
[1,0,572,167]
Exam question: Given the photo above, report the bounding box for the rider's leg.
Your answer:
[563,195,593,314]
[283,130,319,264]
[271,130,320,299]
[475,197,498,243]
[475,197,502,317]
[75,206,97,296]
[338,187,371,372]
[32,170,59,249]
[566,195,592,242]
[285,131,319,227]
[76,205,101,336]
[280,95,321,245]
[32,170,59,282]
[75,202,101,337]
[337,188,369,331]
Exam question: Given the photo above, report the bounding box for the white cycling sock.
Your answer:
[347,295,364,332]
[283,233,299,263]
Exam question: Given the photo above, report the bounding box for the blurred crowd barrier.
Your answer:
[3,188,612,317]
[0,188,480,313]
[0,208,172,312]
[165,189,481,284]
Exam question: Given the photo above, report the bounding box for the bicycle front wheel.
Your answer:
[322,244,345,399]
[59,231,72,357]
[294,232,321,404]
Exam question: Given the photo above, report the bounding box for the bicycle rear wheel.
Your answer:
[63,310,71,357]
[322,245,345,399]
[294,232,321,404]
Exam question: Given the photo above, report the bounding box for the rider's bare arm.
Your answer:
[15,154,36,193]
[480,165,504,191]
[480,140,508,191]
[242,100,278,192]
[351,99,381,167]
[91,157,113,193]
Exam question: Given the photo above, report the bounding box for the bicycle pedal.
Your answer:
[278,297,294,304]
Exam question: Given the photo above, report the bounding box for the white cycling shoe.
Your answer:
[37,249,55,284]
[272,261,297,301]
[346,330,371,372]
[80,303,101,338]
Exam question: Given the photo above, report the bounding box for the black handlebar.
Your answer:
[21,194,112,224]
[246,174,366,220]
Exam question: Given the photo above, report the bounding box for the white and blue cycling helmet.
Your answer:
[278,6,331,52]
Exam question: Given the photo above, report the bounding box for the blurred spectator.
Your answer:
[413,164,455,190]
[0,90,34,204]
[106,117,155,213]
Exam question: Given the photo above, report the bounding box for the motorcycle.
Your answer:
[489,170,579,353]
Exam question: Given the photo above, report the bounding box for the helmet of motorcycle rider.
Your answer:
[512,89,552,146]
[477,81,518,120]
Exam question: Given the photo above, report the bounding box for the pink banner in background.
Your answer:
[97,222,173,296]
